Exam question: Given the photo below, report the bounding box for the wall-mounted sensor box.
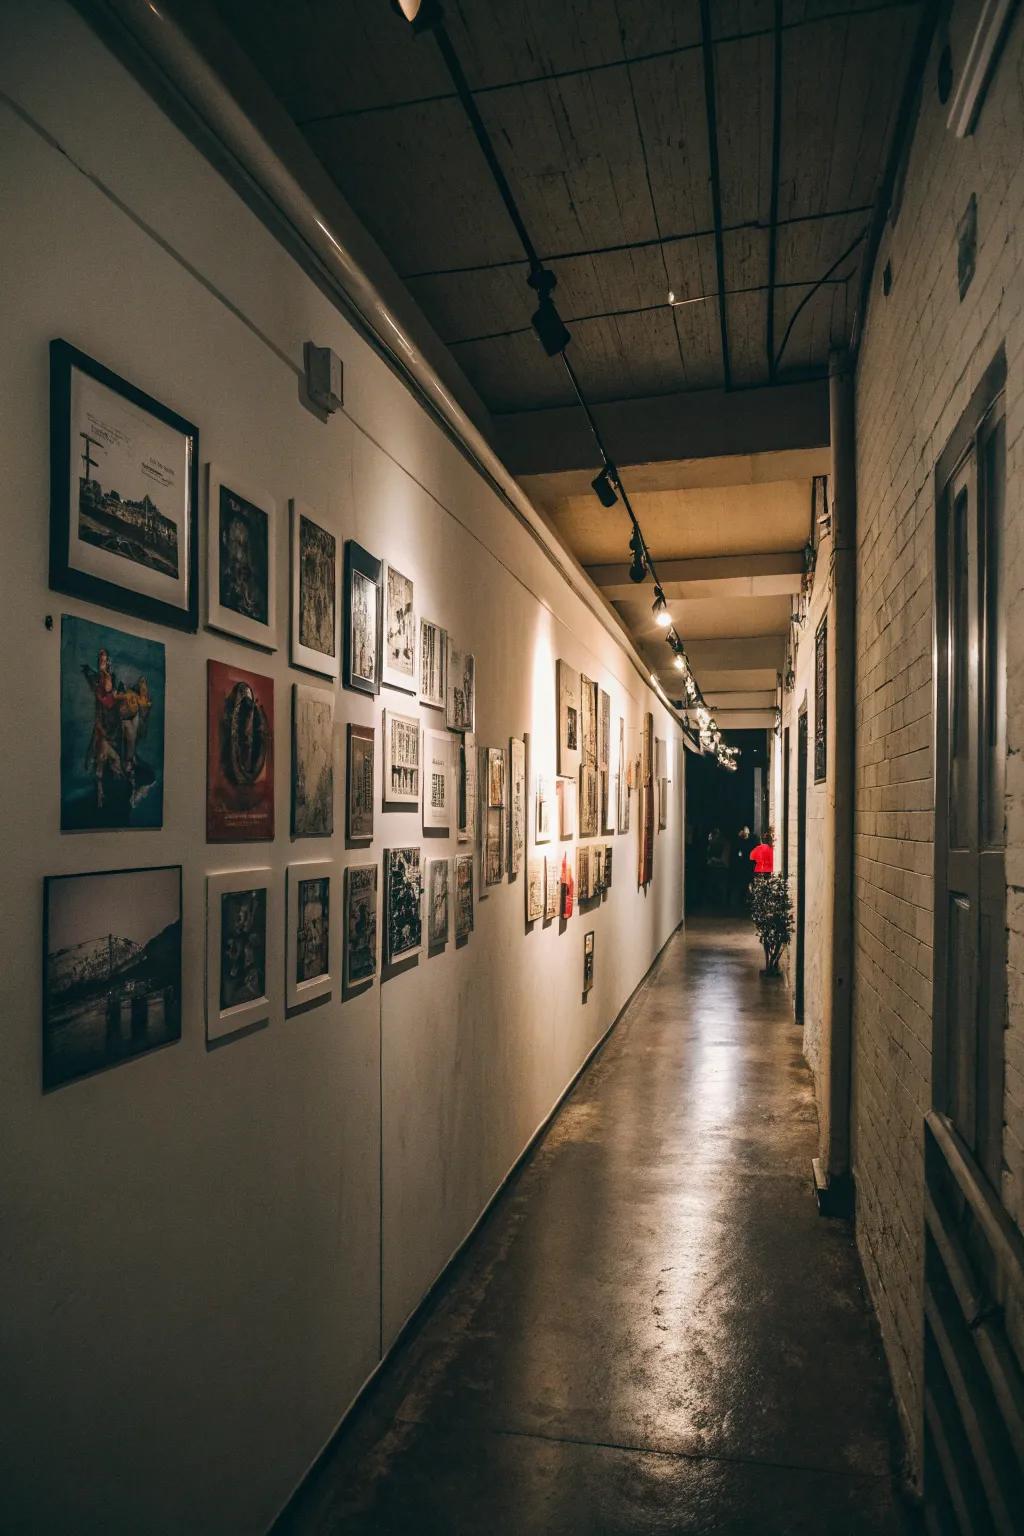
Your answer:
[304,343,344,414]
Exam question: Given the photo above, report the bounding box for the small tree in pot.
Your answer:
[750,874,794,976]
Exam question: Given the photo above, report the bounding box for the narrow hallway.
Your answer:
[278,921,911,1535]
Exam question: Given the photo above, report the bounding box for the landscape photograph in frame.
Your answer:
[344,539,382,695]
[43,864,182,1090]
[454,853,474,941]
[49,339,198,632]
[60,613,166,831]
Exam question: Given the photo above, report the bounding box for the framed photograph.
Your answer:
[43,864,182,1091]
[446,644,475,732]
[658,778,669,830]
[557,661,580,776]
[286,860,334,1008]
[205,868,274,1043]
[60,614,165,831]
[655,737,667,781]
[457,732,477,845]
[484,807,505,886]
[593,843,605,893]
[560,849,574,918]
[383,710,420,806]
[579,763,599,837]
[605,845,613,888]
[557,775,577,840]
[583,930,595,993]
[617,718,631,835]
[544,854,560,921]
[535,775,552,844]
[424,728,452,832]
[576,844,591,901]
[509,737,526,878]
[486,747,506,809]
[454,853,474,941]
[207,659,274,842]
[599,690,611,771]
[344,540,382,696]
[290,500,339,678]
[291,683,335,837]
[427,858,450,948]
[419,619,447,709]
[206,464,275,649]
[382,561,417,692]
[343,863,378,988]
[49,339,198,632]
[526,857,544,923]
[581,674,598,769]
[384,846,422,963]
[346,723,375,840]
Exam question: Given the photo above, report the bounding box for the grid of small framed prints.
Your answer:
[42,335,665,1092]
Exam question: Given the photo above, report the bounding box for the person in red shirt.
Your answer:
[750,828,775,876]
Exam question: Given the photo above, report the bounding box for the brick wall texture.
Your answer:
[851,9,1024,1477]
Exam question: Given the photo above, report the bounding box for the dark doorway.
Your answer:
[795,711,808,1025]
[685,730,768,916]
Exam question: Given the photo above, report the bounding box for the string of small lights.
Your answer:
[392,0,739,770]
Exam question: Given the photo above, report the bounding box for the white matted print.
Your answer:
[424,728,452,831]
[526,857,544,923]
[383,710,420,805]
[206,464,276,649]
[290,501,339,678]
[206,868,276,1042]
[286,860,334,1008]
[419,618,446,709]
[382,562,417,692]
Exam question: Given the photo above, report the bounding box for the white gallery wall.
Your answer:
[0,4,685,1531]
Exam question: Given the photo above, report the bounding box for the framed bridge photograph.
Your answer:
[49,339,199,632]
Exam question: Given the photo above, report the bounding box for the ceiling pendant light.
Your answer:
[652,586,670,627]
[392,0,443,31]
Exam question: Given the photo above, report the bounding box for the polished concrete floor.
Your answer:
[278,919,914,1535]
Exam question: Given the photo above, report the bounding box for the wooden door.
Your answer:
[924,356,1022,1533]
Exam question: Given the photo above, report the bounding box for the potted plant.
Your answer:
[750,874,794,977]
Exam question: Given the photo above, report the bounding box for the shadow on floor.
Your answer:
[275,918,916,1535]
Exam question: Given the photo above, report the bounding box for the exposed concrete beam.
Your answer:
[702,691,778,710]
[685,635,787,670]
[698,667,781,692]
[494,380,830,478]
[588,551,803,601]
[523,447,831,504]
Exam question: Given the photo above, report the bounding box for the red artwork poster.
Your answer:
[207,659,275,841]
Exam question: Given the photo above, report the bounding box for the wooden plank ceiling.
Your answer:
[211,0,920,728]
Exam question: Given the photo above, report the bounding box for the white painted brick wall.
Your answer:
[851,7,1024,1478]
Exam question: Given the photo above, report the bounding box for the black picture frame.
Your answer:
[814,615,828,784]
[42,863,183,1091]
[50,338,199,632]
[344,539,383,695]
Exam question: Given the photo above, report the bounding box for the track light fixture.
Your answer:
[652,586,670,627]
[628,530,647,583]
[527,266,570,356]
[591,464,618,509]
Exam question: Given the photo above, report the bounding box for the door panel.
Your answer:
[925,367,1018,1533]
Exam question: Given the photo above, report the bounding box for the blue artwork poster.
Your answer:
[60,614,166,830]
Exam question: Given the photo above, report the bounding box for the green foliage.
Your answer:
[749,873,794,975]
